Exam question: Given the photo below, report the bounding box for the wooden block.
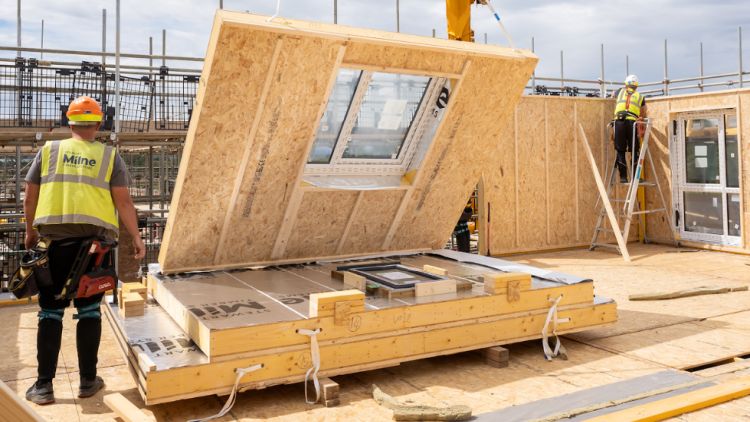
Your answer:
[330,270,344,281]
[415,279,457,297]
[103,393,154,422]
[122,282,148,300]
[482,346,509,368]
[119,292,145,318]
[137,352,157,373]
[309,290,365,318]
[422,264,448,276]
[324,398,340,407]
[343,271,366,291]
[320,377,339,401]
[483,272,532,295]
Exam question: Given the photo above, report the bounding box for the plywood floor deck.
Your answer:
[2,243,749,421]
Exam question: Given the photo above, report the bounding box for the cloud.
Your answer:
[5,0,749,92]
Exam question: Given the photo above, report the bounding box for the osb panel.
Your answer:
[643,99,675,242]
[159,12,537,272]
[216,36,342,264]
[341,190,405,253]
[576,100,609,243]
[482,111,517,253]
[389,55,537,252]
[284,190,359,258]
[343,44,465,76]
[545,99,577,245]
[514,97,548,249]
[158,25,278,270]
[655,92,738,113]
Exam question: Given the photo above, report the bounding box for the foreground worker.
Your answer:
[612,74,648,183]
[23,96,145,404]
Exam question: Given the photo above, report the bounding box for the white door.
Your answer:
[672,111,741,246]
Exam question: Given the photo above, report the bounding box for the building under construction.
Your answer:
[1,4,750,422]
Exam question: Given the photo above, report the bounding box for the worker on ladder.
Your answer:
[22,96,145,404]
[612,75,648,183]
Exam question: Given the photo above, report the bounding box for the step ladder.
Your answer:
[588,118,673,261]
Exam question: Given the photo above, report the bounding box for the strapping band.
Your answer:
[38,308,64,321]
[298,328,322,404]
[74,302,102,320]
[187,363,263,422]
[542,295,570,361]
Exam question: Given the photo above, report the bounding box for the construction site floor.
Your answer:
[2,243,750,421]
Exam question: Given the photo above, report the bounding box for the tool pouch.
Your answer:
[9,266,38,299]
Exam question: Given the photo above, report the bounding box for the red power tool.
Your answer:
[57,239,118,300]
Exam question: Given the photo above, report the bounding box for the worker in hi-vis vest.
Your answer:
[23,96,145,404]
[612,74,648,183]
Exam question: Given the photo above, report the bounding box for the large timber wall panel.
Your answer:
[483,96,614,255]
[158,11,537,273]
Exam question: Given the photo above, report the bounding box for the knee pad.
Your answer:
[74,302,102,320]
[38,308,64,322]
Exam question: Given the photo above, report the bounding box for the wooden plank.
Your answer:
[142,302,615,403]
[309,290,366,318]
[0,379,45,422]
[578,123,631,261]
[342,271,366,291]
[482,345,509,368]
[414,279,457,297]
[483,272,532,295]
[586,376,750,422]
[103,393,154,422]
[422,264,448,276]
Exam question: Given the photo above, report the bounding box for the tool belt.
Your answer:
[9,238,52,299]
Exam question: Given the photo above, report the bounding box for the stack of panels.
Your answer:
[105,252,616,404]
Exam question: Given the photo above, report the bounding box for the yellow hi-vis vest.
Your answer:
[34,138,119,235]
[613,88,643,121]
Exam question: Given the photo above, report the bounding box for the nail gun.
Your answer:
[56,238,118,300]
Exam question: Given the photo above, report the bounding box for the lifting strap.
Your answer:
[297,328,322,404]
[542,295,570,361]
[188,363,263,422]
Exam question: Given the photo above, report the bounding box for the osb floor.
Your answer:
[2,243,750,421]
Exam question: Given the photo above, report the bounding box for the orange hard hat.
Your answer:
[66,96,103,125]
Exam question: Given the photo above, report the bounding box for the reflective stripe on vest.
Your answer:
[613,88,643,120]
[34,139,119,235]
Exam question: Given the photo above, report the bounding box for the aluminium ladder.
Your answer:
[588,118,673,260]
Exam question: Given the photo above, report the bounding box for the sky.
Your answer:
[1,0,748,92]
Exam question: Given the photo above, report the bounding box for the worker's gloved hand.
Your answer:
[133,236,146,260]
[25,230,39,250]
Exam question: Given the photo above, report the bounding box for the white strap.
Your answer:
[188,363,263,422]
[297,328,322,404]
[542,295,570,361]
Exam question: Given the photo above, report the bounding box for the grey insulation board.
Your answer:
[429,249,590,285]
[474,370,704,421]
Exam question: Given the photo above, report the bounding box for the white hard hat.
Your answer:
[625,74,639,87]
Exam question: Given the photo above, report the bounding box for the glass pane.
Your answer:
[725,115,739,188]
[684,118,720,184]
[343,72,430,160]
[727,193,741,237]
[684,191,723,235]
[307,69,361,164]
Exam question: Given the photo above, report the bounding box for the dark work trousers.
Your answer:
[37,238,105,383]
[456,232,471,253]
[613,119,641,180]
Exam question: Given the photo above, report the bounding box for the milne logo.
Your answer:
[62,153,96,167]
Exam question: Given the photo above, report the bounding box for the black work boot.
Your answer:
[78,376,105,398]
[26,380,55,405]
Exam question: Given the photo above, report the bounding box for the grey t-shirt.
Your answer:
[25,142,130,240]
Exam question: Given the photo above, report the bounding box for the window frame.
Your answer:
[305,68,446,176]
[671,109,741,246]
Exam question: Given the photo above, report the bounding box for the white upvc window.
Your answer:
[671,110,741,246]
[305,68,447,181]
